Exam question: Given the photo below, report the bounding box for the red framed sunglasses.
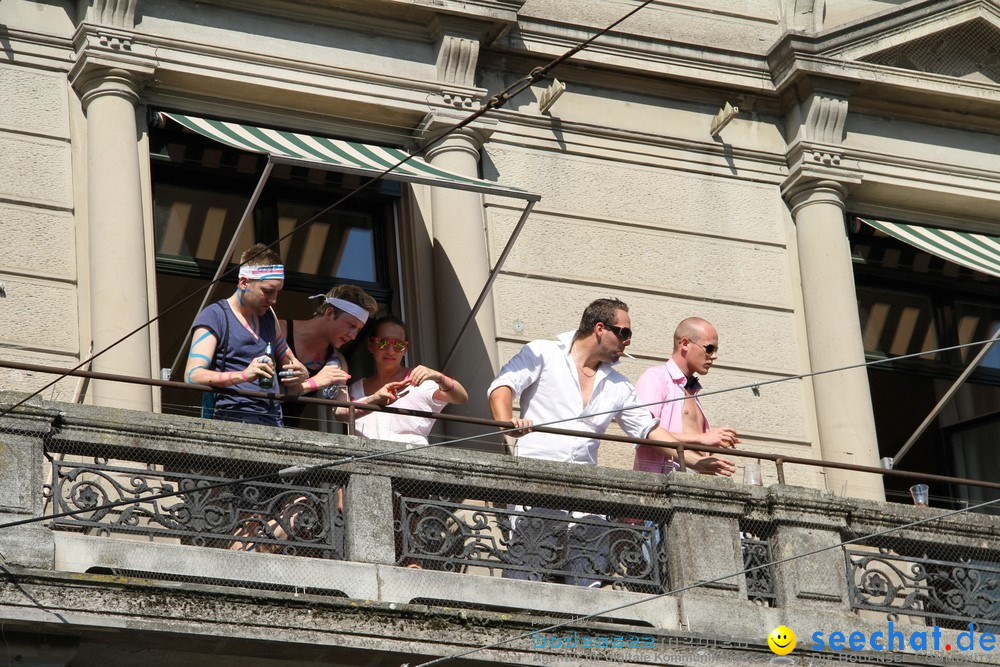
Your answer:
[371,337,408,352]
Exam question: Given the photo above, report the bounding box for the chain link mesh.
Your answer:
[860,18,1000,84]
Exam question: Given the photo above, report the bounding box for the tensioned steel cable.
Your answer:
[2,334,998,531]
[0,0,658,422]
[414,493,1000,666]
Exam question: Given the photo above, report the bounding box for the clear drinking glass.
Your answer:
[909,484,929,507]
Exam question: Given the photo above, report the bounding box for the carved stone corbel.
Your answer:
[78,0,140,30]
[782,86,861,201]
[71,0,155,108]
[436,33,480,88]
[429,16,490,110]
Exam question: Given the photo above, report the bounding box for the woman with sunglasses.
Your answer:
[344,315,468,444]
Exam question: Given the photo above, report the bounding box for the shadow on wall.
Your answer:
[0,24,11,62]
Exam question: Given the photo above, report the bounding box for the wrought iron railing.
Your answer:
[846,547,1000,629]
[740,524,777,607]
[46,457,345,558]
[394,493,669,592]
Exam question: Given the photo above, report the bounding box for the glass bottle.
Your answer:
[258,342,275,389]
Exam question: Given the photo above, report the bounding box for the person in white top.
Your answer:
[344,315,469,444]
[488,298,735,587]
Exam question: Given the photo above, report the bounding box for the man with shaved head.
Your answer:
[633,317,740,475]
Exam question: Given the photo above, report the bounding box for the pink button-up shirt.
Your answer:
[632,358,709,474]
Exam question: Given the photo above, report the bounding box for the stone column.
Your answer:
[71,43,155,411]
[420,112,501,445]
[344,473,396,565]
[665,475,760,636]
[786,179,884,501]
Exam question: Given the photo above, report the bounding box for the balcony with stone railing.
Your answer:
[1,391,1000,665]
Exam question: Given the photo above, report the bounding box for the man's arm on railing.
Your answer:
[647,426,736,477]
[488,385,533,437]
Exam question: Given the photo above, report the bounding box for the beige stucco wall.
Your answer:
[0,59,80,401]
[482,80,824,487]
[518,0,782,56]
[137,0,437,83]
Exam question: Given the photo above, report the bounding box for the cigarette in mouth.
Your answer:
[622,351,637,360]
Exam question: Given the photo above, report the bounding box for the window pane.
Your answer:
[954,301,1000,369]
[154,184,254,263]
[857,286,940,360]
[277,202,378,284]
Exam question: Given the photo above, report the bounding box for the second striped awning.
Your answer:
[163,112,540,202]
[858,218,1000,279]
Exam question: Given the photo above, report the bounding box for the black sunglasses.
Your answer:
[690,340,718,355]
[602,322,633,342]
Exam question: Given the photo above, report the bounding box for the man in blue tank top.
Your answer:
[185,244,307,426]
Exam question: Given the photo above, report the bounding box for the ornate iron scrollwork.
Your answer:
[47,458,345,559]
[394,495,668,591]
[741,527,777,607]
[846,548,1000,627]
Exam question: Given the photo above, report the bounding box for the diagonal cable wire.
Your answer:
[413,494,1000,666]
[0,0,657,423]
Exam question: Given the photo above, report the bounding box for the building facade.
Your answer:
[1,0,998,503]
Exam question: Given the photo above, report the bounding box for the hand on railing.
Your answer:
[690,454,736,477]
[505,417,534,439]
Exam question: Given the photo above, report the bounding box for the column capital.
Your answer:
[783,178,850,215]
[70,26,156,109]
[781,150,862,216]
[416,110,497,161]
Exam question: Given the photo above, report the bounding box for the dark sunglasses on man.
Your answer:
[689,340,718,355]
[602,322,633,342]
[371,337,408,352]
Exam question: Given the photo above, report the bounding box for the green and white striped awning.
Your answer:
[859,218,1000,279]
[163,112,539,202]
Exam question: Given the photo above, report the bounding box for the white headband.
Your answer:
[310,294,370,325]
[239,264,284,281]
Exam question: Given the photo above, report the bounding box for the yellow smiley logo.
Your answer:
[767,625,797,655]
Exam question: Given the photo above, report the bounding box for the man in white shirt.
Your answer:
[488,298,735,586]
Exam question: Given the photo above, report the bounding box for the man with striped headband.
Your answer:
[279,284,380,426]
[185,243,308,426]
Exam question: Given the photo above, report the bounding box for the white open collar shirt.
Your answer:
[487,331,659,465]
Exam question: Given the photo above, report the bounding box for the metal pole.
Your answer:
[441,200,536,373]
[167,159,276,379]
[893,325,1000,466]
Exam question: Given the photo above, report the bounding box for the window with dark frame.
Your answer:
[850,217,1000,510]
[149,116,402,427]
